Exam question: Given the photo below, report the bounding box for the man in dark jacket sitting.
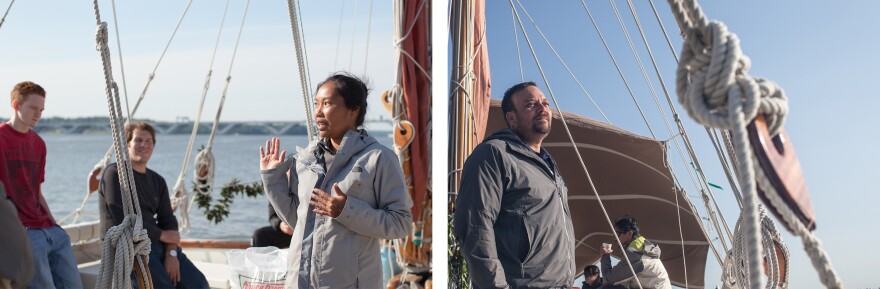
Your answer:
[99,122,209,289]
[454,82,576,288]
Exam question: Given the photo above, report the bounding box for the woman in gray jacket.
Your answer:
[260,73,413,289]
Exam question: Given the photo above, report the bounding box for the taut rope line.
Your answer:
[91,1,151,288]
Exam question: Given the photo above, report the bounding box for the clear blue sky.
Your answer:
[480,0,878,288]
[0,0,396,122]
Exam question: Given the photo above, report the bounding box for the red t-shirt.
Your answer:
[0,122,54,228]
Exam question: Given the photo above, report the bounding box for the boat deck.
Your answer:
[67,221,248,289]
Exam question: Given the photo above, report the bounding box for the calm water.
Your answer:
[42,133,393,240]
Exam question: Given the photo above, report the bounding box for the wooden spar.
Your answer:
[448,0,474,200]
[133,255,153,289]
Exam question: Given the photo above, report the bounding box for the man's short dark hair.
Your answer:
[316,72,370,127]
[615,215,640,236]
[501,81,537,115]
[583,264,599,277]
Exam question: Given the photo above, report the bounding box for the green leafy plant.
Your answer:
[194,178,264,224]
[449,213,470,288]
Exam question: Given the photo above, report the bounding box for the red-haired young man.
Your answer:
[1,81,82,289]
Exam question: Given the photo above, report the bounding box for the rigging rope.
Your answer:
[509,1,643,287]
[667,0,844,288]
[579,0,655,138]
[63,0,194,226]
[348,0,359,70]
[192,0,251,206]
[363,0,373,75]
[59,154,110,225]
[91,2,151,288]
[297,0,313,108]
[394,0,433,83]
[708,128,743,207]
[0,0,14,31]
[110,0,131,120]
[172,0,231,231]
[642,0,749,244]
[510,5,524,82]
[580,0,732,264]
[670,173,724,266]
[613,0,736,249]
[513,1,611,124]
[333,1,345,70]
[130,0,194,118]
[672,187,689,289]
[286,0,316,141]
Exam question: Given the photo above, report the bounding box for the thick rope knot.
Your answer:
[668,1,844,288]
[97,214,152,289]
[95,21,108,51]
[677,21,788,137]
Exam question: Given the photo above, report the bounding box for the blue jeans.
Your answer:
[26,226,83,289]
[145,242,209,289]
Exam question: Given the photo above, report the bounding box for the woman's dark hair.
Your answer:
[316,72,370,127]
[615,215,640,236]
[583,264,599,277]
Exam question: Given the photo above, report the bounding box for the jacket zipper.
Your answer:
[555,177,573,279]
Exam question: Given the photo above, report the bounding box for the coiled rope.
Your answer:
[723,205,789,289]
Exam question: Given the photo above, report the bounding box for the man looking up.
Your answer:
[454,82,576,288]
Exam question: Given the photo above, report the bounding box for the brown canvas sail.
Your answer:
[485,100,709,288]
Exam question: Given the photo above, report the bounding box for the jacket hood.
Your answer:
[484,128,556,178]
[293,129,377,177]
[484,128,528,146]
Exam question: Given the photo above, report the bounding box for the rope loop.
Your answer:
[677,20,787,137]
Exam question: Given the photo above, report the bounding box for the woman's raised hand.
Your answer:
[259,137,287,170]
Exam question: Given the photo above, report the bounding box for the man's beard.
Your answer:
[532,119,550,135]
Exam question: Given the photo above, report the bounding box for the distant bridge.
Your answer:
[33,119,392,135]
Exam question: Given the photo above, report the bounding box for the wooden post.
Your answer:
[133,255,153,289]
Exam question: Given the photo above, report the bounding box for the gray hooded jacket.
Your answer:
[261,130,413,289]
[453,129,576,288]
